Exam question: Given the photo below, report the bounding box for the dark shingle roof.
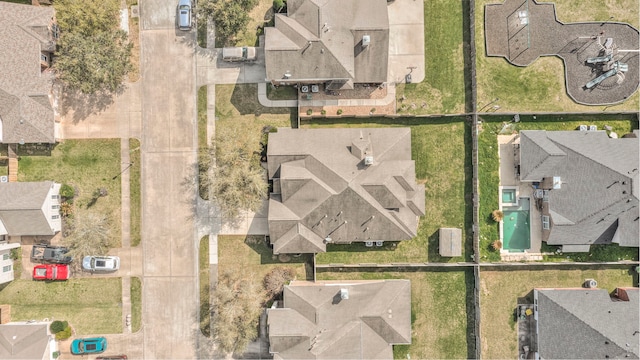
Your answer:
[519,130,639,250]
[535,288,640,359]
[267,128,425,253]
[0,2,56,144]
[265,0,389,86]
[267,280,411,359]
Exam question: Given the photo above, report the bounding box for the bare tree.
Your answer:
[213,271,265,355]
[63,211,113,272]
[200,123,268,219]
[264,267,296,300]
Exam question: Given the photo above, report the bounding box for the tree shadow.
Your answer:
[58,84,126,124]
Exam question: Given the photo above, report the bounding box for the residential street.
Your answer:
[138,0,200,357]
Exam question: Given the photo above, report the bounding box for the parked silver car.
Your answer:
[222,46,257,62]
[177,0,192,31]
[82,256,120,272]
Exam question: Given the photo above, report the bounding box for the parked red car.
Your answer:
[32,264,70,281]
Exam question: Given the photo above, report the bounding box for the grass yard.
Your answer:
[475,0,640,113]
[0,278,122,334]
[477,114,638,261]
[480,267,637,359]
[316,269,474,359]
[199,236,210,337]
[130,138,141,246]
[218,235,312,284]
[266,85,297,100]
[300,118,472,264]
[395,0,466,115]
[18,139,122,247]
[215,83,295,148]
[130,276,142,332]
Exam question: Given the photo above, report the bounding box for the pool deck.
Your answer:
[498,134,544,261]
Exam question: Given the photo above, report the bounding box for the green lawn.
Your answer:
[478,115,638,261]
[18,139,122,246]
[0,278,122,334]
[199,236,210,337]
[232,0,274,47]
[130,277,142,332]
[301,118,472,264]
[476,0,640,113]
[395,0,466,114]
[317,269,474,359]
[130,138,141,247]
[480,267,637,359]
[266,85,297,100]
[218,235,312,283]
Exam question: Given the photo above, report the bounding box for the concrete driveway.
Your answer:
[138,0,201,357]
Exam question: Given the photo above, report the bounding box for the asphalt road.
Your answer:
[139,0,200,358]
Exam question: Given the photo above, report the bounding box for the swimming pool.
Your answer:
[502,198,531,252]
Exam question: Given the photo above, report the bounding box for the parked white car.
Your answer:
[82,256,120,272]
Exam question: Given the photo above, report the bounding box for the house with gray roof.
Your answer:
[0,320,58,360]
[0,2,57,145]
[264,0,389,89]
[267,128,425,254]
[532,287,639,359]
[519,130,639,252]
[0,181,61,238]
[267,280,411,359]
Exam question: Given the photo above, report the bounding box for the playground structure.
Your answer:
[584,37,631,89]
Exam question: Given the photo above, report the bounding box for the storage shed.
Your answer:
[439,227,462,257]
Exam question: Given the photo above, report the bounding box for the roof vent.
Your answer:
[362,35,370,47]
[284,71,291,79]
[553,176,562,190]
[340,288,349,300]
[364,156,374,166]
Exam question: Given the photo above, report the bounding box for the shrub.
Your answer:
[50,320,68,334]
[60,202,74,217]
[273,0,286,12]
[59,184,75,199]
[492,210,504,222]
[337,109,343,115]
[369,108,376,114]
[320,109,326,115]
[55,326,72,340]
[491,240,502,251]
[306,109,312,115]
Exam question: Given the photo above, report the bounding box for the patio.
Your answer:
[498,133,543,260]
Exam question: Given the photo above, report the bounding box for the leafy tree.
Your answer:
[50,320,68,334]
[53,0,132,93]
[55,31,132,94]
[273,0,286,13]
[213,271,265,355]
[200,125,268,218]
[63,211,113,271]
[197,0,258,44]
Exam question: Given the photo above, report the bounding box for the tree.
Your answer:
[200,124,268,218]
[55,30,133,94]
[263,267,295,300]
[197,0,258,44]
[53,0,132,94]
[63,211,113,271]
[213,271,265,355]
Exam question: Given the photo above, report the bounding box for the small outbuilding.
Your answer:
[439,227,462,257]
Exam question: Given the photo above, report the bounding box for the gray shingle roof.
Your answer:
[267,280,411,359]
[267,128,425,253]
[0,323,50,359]
[265,0,389,87]
[535,288,640,359]
[519,130,639,250]
[0,2,56,144]
[0,181,56,235]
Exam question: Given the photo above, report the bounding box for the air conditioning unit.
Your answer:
[0,176,7,183]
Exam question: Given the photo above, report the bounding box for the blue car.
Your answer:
[71,337,107,354]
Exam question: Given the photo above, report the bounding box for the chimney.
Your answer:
[362,35,370,47]
[351,131,372,160]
